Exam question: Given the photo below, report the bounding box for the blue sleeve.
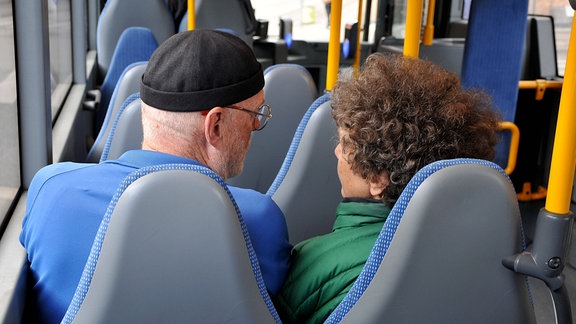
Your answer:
[21,162,89,247]
[228,186,292,297]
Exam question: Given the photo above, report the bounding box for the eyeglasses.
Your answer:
[226,104,272,131]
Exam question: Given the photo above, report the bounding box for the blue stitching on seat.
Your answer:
[62,163,280,323]
[266,93,331,196]
[87,62,147,162]
[99,92,140,162]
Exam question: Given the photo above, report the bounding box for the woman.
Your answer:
[275,53,501,323]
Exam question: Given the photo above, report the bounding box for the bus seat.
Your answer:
[95,27,157,133]
[178,0,257,47]
[461,0,529,168]
[267,94,341,245]
[100,93,143,162]
[61,164,280,323]
[97,0,175,78]
[520,15,559,80]
[325,158,536,323]
[378,37,466,77]
[227,64,318,193]
[88,62,147,163]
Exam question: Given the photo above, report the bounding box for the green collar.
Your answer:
[333,199,391,231]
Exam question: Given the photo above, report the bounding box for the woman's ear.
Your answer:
[369,172,390,200]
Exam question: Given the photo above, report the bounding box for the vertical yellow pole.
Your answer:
[353,0,364,76]
[326,0,342,91]
[422,0,435,46]
[188,0,196,30]
[404,0,424,58]
[545,15,576,215]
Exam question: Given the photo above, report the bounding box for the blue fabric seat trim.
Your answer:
[87,63,146,162]
[460,0,529,168]
[99,92,141,162]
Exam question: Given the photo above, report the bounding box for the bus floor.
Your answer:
[519,199,576,323]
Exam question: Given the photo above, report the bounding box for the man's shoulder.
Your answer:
[227,186,271,202]
[227,186,280,211]
[30,162,92,188]
[226,186,284,219]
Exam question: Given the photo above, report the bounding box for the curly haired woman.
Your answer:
[275,53,502,323]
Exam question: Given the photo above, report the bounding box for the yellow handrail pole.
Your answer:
[498,121,520,175]
[422,0,436,46]
[519,79,563,100]
[404,0,424,58]
[326,0,343,91]
[518,80,563,90]
[545,14,576,215]
[187,0,196,30]
[353,0,364,75]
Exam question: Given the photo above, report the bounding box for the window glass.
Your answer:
[528,0,572,76]
[0,0,20,223]
[251,0,373,42]
[48,0,72,119]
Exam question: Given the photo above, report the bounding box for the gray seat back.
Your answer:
[97,0,174,77]
[325,159,535,323]
[63,164,279,323]
[100,94,143,162]
[178,0,257,47]
[88,62,147,162]
[268,94,341,245]
[227,64,318,193]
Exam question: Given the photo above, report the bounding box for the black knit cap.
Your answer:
[140,30,264,111]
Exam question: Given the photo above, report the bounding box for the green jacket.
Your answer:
[275,199,390,323]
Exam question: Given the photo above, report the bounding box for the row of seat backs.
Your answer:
[98,92,336,244]
[88,60,148,163]
[62,157,535,323]
[96,64,319,185]
[94,28,157,135]
[97,0,258,80]
[96,0,174,78]
[177,0,257,47]
[99,92,339,245]
[94,0,260,138]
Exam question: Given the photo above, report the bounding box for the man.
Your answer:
[20,30,291,323]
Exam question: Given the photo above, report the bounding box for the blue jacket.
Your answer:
[20,150,292,323]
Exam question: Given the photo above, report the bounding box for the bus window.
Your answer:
[251,0,375,42]
[0,0,20,229]
[528,0,572,76]
[48,0,72,119]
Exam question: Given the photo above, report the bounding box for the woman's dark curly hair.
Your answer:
[331,53,501,206]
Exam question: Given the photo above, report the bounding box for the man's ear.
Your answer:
[369,172,390,199]
[204,107,225,146]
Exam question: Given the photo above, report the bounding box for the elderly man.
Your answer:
[20,30,291,323]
